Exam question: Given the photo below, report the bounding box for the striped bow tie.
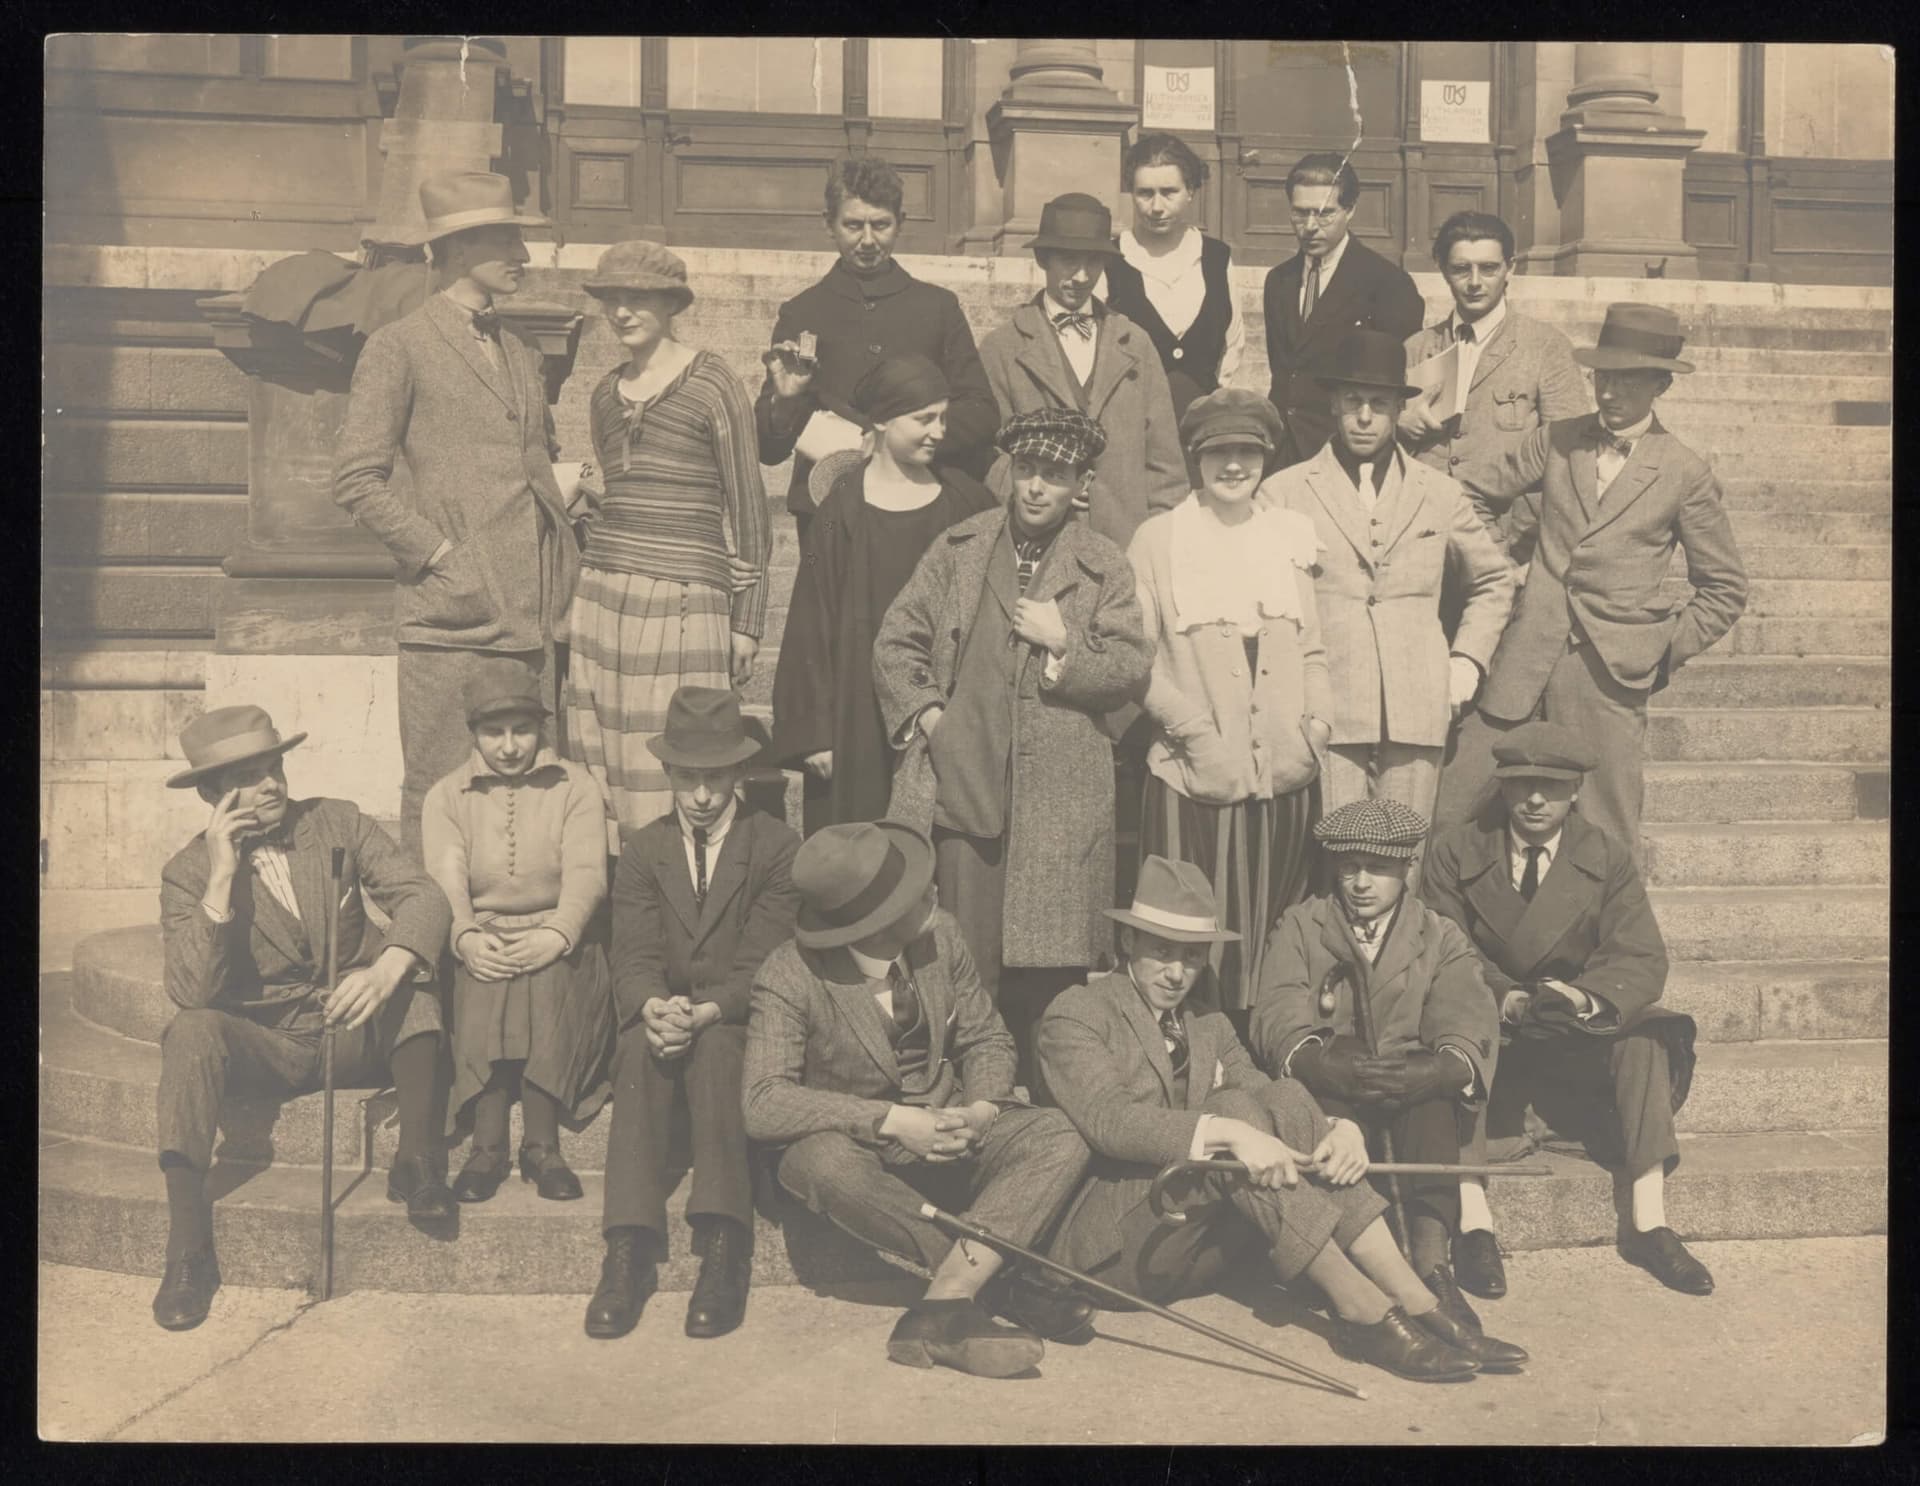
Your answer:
[1051,310,1096,342]
[1595,429,1635,457]
[470,308,501,337]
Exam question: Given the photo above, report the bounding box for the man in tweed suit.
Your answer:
[335,171,592,857]
[743,821,1094,1377]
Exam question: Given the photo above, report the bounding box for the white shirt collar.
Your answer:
[1509,825,1563,864]
[847,945,897,982]
[677,795,737,846]
[1042,290,1102,324]
[1119,226,1201,280]
[1451,296,1507,342]
[1307,231,1352,286]
[1602,412,1655,445]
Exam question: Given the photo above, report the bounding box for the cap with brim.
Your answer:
[1313,797,1430,860]
[166,705,307,789]
[794,820,937,950]
[468,696,550,725]
[1181,388,1284,457]
[1572,302,1695,375]
[1490,719,1596,782]
[462,656,550,728]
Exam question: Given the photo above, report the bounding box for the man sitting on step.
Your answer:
[1423,720,1709,1296]
[152,706,455,1332]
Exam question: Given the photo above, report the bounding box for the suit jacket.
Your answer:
[742,908,1019,1148]
[874,508,1151,967]
[978,300,1187,549]
[1400,308,1591,539]
[1268,444,1515,747]
[1468,414,1749,716]
[334,293,583,651]
[611,808,801,1031]
[754,259,999,513]
[158,798,452,1020]
[1038,973,1272,1271]
[1262,238,1426,462]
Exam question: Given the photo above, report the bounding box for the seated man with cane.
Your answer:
[1251,798,1512,1354]
[1039,855,1525,1382]
[152,706,453,1331]
[743,820,1096,1377]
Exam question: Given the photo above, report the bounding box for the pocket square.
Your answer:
[1211,1059,1225,1091]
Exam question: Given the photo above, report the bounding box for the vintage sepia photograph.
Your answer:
[40,34,1890,1445]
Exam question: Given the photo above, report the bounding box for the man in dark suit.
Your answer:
[1424,722,1709,1297]
[743,821,1094,1377]
[152,707,454,1331]
[1263,153,1426,467]
[1040,856,1524,1381]
[587,688,801,1341]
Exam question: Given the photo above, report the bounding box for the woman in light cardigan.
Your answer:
[1127,388,1332,1012]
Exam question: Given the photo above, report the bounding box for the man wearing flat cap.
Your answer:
[1424,721,1709,1297]
[743,821,1095,1377]
[335,169,592,859]
[151,707,454,1331]
[1434,303,1749,859]
[978,193,1187,549]
[1251,798,1508,1345]
[875,407,1153,1092]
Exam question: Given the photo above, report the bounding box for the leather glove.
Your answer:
[1514,983,1583,1040]
[1290,1035,1370,1103]
[1353,1050,1455,1106]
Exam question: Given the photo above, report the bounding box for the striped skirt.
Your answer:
[564,565,731,845]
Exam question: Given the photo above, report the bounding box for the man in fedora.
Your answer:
[1432,303,1749,858]
[1040,855,1523,1382]
[1258,331,1514,837]
[152,707,454,1331]
[335,169,592,858]
[743,820,1095,1377]
[588,687,801,1342]
[977,192,1186,549]
[1424,721,1708,1298]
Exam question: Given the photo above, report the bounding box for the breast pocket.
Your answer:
[1492,389,1536,432]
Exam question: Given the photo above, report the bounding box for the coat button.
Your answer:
[868,343,882,354]
[506,409,518,422]
[1367,595,1378,606]
[1171,347,1185,360]
[1448,456,1460,468]
[866,302,877,311]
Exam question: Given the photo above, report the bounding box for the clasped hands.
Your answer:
[1297,1034,1456,1111]
[640,995,723,1060]
[455,925,570,983]
[1218,1116,1369,1191]
[879,1101,999,1163]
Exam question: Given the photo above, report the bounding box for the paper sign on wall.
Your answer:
[1142,65,1215,131]
[1420,80,1491,144]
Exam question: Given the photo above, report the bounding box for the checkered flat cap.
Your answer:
[995,408,1107,469]
[1313,797,1430,859]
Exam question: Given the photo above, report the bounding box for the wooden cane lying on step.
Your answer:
[917,1202,1368,1400]
[1147,1157,1554,1224]
[319,846,345,1302]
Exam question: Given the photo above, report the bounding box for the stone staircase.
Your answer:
[40,255,1888,1294]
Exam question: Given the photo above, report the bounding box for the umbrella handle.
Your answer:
[1149,1157,1252,1223]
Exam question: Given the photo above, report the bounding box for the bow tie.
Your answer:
[1051,310,1096,342]
[1594,429,1636,457]
[470,307,501,338]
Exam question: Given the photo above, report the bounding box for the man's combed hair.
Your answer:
[1285,151,1360,209]
[825,156,905,220]
[1124,131,1210,193]
[1432,210,1515,267]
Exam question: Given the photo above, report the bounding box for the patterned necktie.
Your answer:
[1302,258,1321,319]
[1520,844,1545,901]
[1013,532,1053,595]
[471,307,501,338]
[1159,1009,1190,1077]
[1051,310,1096,342]
[692,827,709,903]
[887,962,922,1038]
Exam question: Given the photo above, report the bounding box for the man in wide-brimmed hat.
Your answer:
[335,169,592,859]
[1040,854,1525,1382]
[977,192,1187,548]
[1257,330,1514,845]
[151,706,454,1332]
[742,820,1095,1377]
[587,687,800,1343]
[1432,302,1749,858]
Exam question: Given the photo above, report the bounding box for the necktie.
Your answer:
[471,307,501,338]
[692,827,708,903]
[1013,533,1052,595]
[1520,844,1545,901]
[1457,320,1476,345]
[1302,258,1321,319]
[1159,1009,1189,1078]
[887,962,922,1039]
[1051,310,1095,342]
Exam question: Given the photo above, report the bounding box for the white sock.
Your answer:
[1630,1167,1667,1232]
[1457,1178,1495,1234]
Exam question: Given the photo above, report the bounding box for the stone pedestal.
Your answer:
[365,36,510,257]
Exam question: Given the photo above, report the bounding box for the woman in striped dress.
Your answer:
[565,242,771,849]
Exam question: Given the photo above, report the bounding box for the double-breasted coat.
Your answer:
[873,509,1152,967]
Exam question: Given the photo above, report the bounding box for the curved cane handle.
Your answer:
[1149,1157,1253,1223]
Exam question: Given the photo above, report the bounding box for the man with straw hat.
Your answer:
[151,706,454,1331]
[1433,302,1749,858]
[335,169,593,858]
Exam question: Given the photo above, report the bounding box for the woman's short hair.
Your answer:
[825,157,905,221]
[1285,152,1360,209]
[1124,131,1209,193]
[1432,210,1515,267]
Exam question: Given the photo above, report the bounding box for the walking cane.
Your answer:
[319,846,345,1302]
[1147,1157,1553,1225]
[1332,955,1411,1251]
[916,1203,1369,1400]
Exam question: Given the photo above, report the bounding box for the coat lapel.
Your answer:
[983,518,1020,624]
[1583,423,1666,539]
[1372,450,1428,557]
[1115,978,1176,1105]
[651,821,700,936]
[425,294,514,413]
[824,955,903,1082]
[1568,416,1601,524]
[1278,254,1307,344]
[1304,240,1366,344]
[286,805,332,954]
[1022,521,1090,610]
[1466,312,1517,393]
[693,814,751,940]
[1304,447,1375,568]
[1082,313,1135,418]
[1505,816,1610,972]
[1458,822,1532,961]
[1011,303,1087,414]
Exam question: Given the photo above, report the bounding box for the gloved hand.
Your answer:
[1514,983,1583,1040]
[1353,1049,1456,1107]
[1290,1035,1370,1103]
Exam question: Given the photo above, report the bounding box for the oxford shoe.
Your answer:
[451,1147,509,1204]
[519,1142,584,1202]
[1422,1263,1485,1337]
[585,1229,656,1339]
[1453,1228,1508,1299]
[1341,1305,1481,1382]
[685,1219,751,1339]
[1412,1283,1529,1371]
[995,1266,1096,1345]
[1619,1225,1715,1295]
[887,1298,1044,1378]
[388,1154,457,1225]
[151,1246,221,1331]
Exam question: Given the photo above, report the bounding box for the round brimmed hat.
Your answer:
[1027,193,1124,259]
[166,705,307,789]
[1314,330,1423,401]
[582,240,695,313]
[1573,302,1695,375]
[417,170,549,245]
[645,686,767,769]
[1491,720,1597,782]
[793,820,937,950]
[463,657,550,727]
[1105,855,1240,944]
[1180,387,1286,457]
[1313,798,1430,860]
[996,408,1107,469]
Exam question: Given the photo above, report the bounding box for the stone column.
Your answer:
[1542,42,1706,276]
[364,35,510,257]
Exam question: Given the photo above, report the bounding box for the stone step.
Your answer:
[1649,372,1890,405]
[1737,549,1888,584]
[1641,820,1888,888]
[1706,448,1890,482]
[1725,510,1889,547]
[1736,578,1890,617]
[1646,708,1887,765]
[1660,960,1888,1044]
[1643,762,1879,824]
[1671,1039,1885,1135]
[1722,617,1888,659]
[1718,479,1890,514]
[1647,886,1887,963]
[1650,657,1888,710]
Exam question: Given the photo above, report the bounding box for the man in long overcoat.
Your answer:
[873,409,1152,1093]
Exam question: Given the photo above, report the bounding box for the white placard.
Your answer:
[1420,80,1491,144]
[1142,65,1215,132]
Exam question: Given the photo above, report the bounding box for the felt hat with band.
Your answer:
[418,170,549,245]
[463,656,550,727]
[1573,302,1696,375]
[645,686,767,769]
[1314,330,1423,401]
[166,705,308,789]
[1105,855,1240,944]
[793,820,936,950]
[1027,193,1124,259]
[1491,720,1597,782]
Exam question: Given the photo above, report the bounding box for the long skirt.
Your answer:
[565,565,731,850]
[1139,777,1314,1013]
[445,911,616,1137]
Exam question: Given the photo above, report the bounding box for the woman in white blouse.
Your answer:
[1104,132,1246,420]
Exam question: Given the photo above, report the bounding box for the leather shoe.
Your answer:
[685,1219,751,1339]
[519,1142,583,1202]
[1422,1263,1484,1337]
[451,1147,509,1204]
[1413,1274,1529,1371]
[1454,1229,1508,1299]
[1340,1306,1480,1382]
[887,1298,1044,1378]
[994,1267,1096,1345]
[152,1246,220,1331]
[1619,1225,1715,1295]
[585,1228,656,1339]
[387,1154,457,1224]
